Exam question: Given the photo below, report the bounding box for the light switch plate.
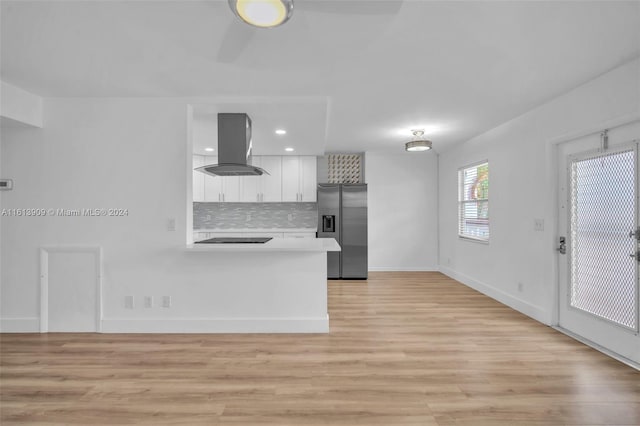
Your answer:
[125,295,135,309]
[162,296,171,308]
[534,219,544,232]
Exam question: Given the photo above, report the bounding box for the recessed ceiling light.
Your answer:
[275,129,287,135]
[205,147,215,152]
[284,147,294,152]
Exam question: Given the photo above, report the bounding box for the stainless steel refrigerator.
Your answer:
[317,184,368,279]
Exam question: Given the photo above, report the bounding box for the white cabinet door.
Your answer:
[222,176,241,202]
[201,155,242,202]
[281,156,300,202]
[203,156,223,201]
[260,156,282,202]
[240,157,263,202]
[299,156,317,202]
[193,155,205,202]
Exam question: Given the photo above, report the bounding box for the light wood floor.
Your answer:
[1,272,639,425]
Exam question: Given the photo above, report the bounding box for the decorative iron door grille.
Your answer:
[569,148,638,331]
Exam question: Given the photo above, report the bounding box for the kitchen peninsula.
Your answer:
[179,237,340,333]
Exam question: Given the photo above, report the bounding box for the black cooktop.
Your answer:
[195,237,273,244]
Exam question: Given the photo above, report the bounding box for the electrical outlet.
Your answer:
[287,213,293,221]
[518,282,524,292]
[167,218,176,231]
[534,218,544,232]
[125,295,135,309]
[246,214,251,221]
[162,296,171,308]
[144,296,153,308]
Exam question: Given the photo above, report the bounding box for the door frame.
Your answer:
[548,114,640,328]
[39,246,103,333]
[548,115,640,368]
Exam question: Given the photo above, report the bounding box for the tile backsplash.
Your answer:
[194,202,317,229]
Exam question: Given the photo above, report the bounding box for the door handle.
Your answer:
[630,252,640,262]
[630,228,640,240]
[556,236,566,255]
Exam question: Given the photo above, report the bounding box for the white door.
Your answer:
[557,121,640,364]
[46,251,99,332]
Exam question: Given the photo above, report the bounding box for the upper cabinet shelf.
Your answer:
[193,155,317,203]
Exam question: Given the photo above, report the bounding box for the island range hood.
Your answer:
[195,113,268,177]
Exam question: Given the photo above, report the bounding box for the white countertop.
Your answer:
[194,228,317,233]
[185,237,340,252]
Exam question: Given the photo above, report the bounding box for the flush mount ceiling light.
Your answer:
[284,147,295,152]
[405,130,433,152]
[228,0,294,28]
[204,147,215,152]
[275,129,287,135]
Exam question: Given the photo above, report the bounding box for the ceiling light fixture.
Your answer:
[205,147,215,152]
[275,129,287,135]
[228,0,294,28]
[284,147,294,152]
[405,130,432,152]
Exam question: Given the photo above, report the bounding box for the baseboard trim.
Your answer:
[100,316,329,333]
[553,326,639,371]
[439,266,549,324]
[0,317,40,333]
[368,267,439,272]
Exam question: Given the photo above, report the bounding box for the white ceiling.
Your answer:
[2,0,639,153]
[191,98,328,155]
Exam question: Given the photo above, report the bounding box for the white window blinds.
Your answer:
[458,161,489,241]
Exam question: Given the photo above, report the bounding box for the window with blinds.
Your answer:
[458,161,489,241]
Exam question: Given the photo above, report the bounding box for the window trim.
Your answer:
[458,160,490,243]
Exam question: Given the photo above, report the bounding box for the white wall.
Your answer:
[0,98,327,332]
[0,81,43,128]
[438,59,640,324]
[366,152,439,271]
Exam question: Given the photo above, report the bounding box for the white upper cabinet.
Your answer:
[193,155,205,202]
[223,176,241,202]
[299,156,317,202]
[281,156,300,202]
[260,156,283,202]
[194,155,314,203]
[240,170,262,202]
[239,156,282,202]
[200,155,241,202]
[282,156,317,202]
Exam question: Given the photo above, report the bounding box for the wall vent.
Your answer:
[327,154,362,184]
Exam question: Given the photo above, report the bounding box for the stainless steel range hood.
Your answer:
[195,113,268,177]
